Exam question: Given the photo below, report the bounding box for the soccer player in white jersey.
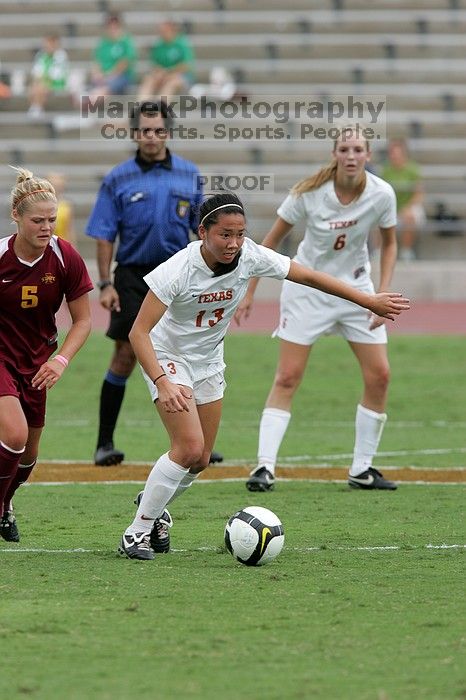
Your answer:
[235,125,401,493]
[118,192,409,560]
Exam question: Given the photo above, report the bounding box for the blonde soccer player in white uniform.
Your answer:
[236,126,401,493]
[119,192,409,560]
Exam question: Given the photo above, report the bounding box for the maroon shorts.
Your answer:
[0,360,46,428]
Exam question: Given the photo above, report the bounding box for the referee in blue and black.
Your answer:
[86,100,223,466]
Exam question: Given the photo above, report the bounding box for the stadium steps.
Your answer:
[4,109,466,140]
[0,0,461,9]
[0,0,465,296]
[2,8,466,39]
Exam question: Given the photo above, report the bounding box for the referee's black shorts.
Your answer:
[106,264,154,341]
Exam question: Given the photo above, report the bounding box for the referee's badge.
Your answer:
[177,199,190,218]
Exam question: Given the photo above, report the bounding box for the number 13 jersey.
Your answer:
[143,238,290,379]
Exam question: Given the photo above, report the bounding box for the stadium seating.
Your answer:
[0,0,465,297]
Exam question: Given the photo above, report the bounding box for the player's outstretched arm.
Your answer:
[234,217,293,325]
[287,261,410,320]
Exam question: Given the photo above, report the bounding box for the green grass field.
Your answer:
[1,483,465,700]
[1,333,466,699]
[41,332,466,468]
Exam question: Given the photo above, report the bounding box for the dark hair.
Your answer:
[129,100,174,131]
[105,13,122,24]
[199,192,245,229]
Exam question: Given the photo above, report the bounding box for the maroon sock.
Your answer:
[0,442,23,517]
[4,460,36,512]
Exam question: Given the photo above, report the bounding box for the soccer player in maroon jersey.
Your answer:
[0,167,93,542]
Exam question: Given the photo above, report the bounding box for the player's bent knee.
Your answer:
[367,365,390,392]
[175,441,204,467]
[275,371,303,392]
[3,435,27,453]
[112,351,136,375]
[378,365,391,388]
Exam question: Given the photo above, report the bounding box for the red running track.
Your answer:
[57,300,466,335]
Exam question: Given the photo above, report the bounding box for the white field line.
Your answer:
[282,448,466,463]
[202,478,466,485]
[1,544,465,554]
[51,419,466,428]
[40,447,466,469]
[25,478,466,487]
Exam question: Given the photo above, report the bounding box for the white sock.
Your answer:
[167,471,199,505]
[350,404,387,477]
[254,407,291,476]
[127,453,188,534]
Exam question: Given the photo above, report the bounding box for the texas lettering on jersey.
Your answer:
[197,289,234,304]
[328,219,359,230]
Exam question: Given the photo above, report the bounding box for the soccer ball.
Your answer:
[224,506,284,566]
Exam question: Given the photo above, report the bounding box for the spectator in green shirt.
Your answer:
[138,20,195,101]
[28,35,69,117]
[90,13,137,97]
[381,139,426,261]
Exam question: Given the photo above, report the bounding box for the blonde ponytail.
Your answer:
[10,166,57,215]
[291,161,337,196]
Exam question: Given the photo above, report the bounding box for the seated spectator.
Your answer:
[90,13,137,97]
[46,172,76,246]
[0,61,12,99]
[138,20,195,101]
[0,80,11,99]
[380,139,426,261]
[189,66,236,100]
[28,35,69,117]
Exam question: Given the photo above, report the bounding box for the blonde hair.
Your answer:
[10,166,57,216]
[291,124,370,199]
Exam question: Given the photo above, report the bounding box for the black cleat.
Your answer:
[0,510,20,542]
[133,494,173,553]
[118,531,154,560]
[348,467,397,490]
[246,466,275,492]
[94,442,125,467]
[209,451,223,464]
[150,510,173,553]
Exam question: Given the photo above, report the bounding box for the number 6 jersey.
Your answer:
[277,170,397,288]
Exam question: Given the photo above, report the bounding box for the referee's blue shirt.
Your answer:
[86,150,203,267]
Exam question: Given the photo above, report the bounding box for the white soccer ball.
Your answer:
[224,506,284,566]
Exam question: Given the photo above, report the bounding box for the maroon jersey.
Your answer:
[0,234,93,373]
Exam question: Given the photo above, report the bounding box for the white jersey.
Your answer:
[144,238,290,379]
[278,171,397,289]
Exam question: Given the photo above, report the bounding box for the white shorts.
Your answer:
[141,356,226,406]
[274,280,387,346]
